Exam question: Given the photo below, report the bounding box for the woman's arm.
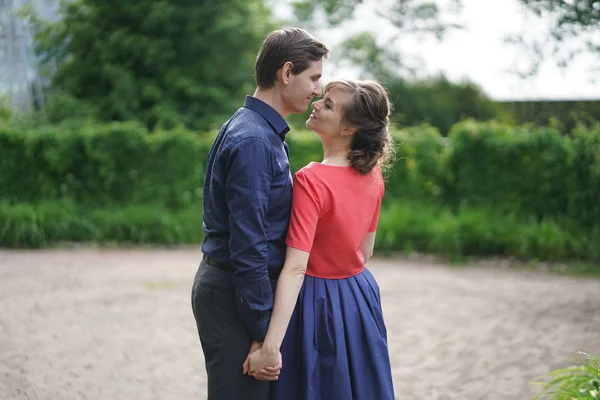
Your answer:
[246,232,376,374]
[244,247,309,373]
[360,232,376,263]
[244,169,318,375]
[263,247,309,349]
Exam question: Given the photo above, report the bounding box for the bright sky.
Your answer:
[272,0,600,101]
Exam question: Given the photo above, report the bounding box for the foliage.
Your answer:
[519,0,600,29]
[0,201,202,247]
[19,0,512,137]
[0,121,213,208]
[3,120,600,227]
[21,0,276,130]
[567,124,600,231]
[3,197,600,267]
[375,200,600,264]
[384,74,513,135]
[286,74,512,135]
[287,0,462,77]
[498,99,600,134]
[281,0,508,136]
[386,124,447,201]
[439,121,600,235]
[291,0,462,36]
[337,31,404,79]
[533,352,600,400]
[1,120,600,266]
[509,0,600,76]
[445,120,573,217]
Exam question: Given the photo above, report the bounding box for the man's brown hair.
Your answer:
[255,28,329,89]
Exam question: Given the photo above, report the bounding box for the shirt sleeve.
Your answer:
[285,170,323,252]
[226,137,274,342]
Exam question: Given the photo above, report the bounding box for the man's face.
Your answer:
[283,59,323,115]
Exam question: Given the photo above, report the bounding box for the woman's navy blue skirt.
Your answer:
[270,268,395,400]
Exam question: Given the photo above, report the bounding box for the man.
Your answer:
[191,28,329,399]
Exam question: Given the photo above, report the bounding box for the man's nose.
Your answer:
[313,84,322,97]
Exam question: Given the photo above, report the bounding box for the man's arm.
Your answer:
[226,137,274,342]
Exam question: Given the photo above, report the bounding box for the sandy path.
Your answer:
[0,249,598,400]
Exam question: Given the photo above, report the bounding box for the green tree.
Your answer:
[283,0,476,130]
[384,74,513,134]
[291,0,462,34]
[508,0,600,76]
[289,0,463,76]
[24,0,276,130]
[282,1,509,134]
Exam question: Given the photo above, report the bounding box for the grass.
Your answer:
[375,200,600,276]
[1,199,598,277]
[0,200,203,248]
[533,352,600,400]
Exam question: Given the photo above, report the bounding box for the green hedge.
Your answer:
[0,122,324,209]
[498,99,600,134]
[0,121,212,208]
[1,119,599,264]
[388,120,600,230]
[445,121,600,229]
[446,121,572,217]
[2,119,600,226]
[2,120,599,226]
[386,124,447,201]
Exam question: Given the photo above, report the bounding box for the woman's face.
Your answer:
[306,87,353,138]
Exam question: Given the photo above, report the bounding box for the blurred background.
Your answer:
[1,0,599,265]
[1,1,599,399]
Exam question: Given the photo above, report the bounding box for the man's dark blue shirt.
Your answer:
[201,96,293,342]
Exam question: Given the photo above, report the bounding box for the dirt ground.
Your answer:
[0,248,598,400]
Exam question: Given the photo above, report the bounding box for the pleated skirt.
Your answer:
[270,268,395,400]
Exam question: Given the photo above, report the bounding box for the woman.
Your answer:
[243,79,395,400]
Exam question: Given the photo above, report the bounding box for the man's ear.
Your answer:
[280,61,294,85]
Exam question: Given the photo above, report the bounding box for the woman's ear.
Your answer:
[340,125,357,137]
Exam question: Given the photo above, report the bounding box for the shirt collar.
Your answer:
[243,96,290,140]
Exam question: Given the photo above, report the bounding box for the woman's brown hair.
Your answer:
[324,80,394,174]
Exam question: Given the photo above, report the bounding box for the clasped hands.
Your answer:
[242,341,282,381]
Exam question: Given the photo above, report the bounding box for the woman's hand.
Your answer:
[242,342,282,380]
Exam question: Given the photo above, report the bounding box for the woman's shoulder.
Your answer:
[296,162,383,195]
[295,162,352,184]
[297,161,355,175]
[294,162,317,179]
[296,162,383,181]
[292,162,321,186]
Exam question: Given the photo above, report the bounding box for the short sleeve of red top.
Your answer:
[285,162,385,279]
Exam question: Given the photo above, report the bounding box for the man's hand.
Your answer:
[242,341,282,381]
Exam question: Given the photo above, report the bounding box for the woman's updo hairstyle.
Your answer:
[324,80,393,174]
